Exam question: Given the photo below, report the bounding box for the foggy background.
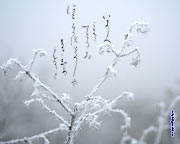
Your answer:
[0,0,180,143]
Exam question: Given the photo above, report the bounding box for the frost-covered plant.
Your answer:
[120,95,180,144]
[0,21,149,144]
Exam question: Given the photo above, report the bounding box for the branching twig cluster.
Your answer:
[120,95,180,144]
[0,21,149,144]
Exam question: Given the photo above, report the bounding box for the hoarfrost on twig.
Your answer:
[0,20,149,144]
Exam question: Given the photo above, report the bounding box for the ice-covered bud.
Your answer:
[129,21,149,34]
[130,56,140,67]
[99,41,114,55]
[34,49,47,57]
[27,49,47,71]
[122,92,134,101]
[108,65,118,77]
[136,21,149,34]
[0,58,20,76]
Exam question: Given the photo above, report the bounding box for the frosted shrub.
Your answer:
[120,95,180,144]
[0,21,149,144]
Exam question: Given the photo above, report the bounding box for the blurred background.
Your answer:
[0,0,180,143]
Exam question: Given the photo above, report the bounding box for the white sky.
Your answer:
[0,0,180,100]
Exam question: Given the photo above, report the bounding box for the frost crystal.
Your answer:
[130,56,140,67]
[61,93,72,104]
[129,21,149,34]
[86,114,101,128]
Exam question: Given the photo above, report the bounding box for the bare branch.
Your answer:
[0,124,68,144]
